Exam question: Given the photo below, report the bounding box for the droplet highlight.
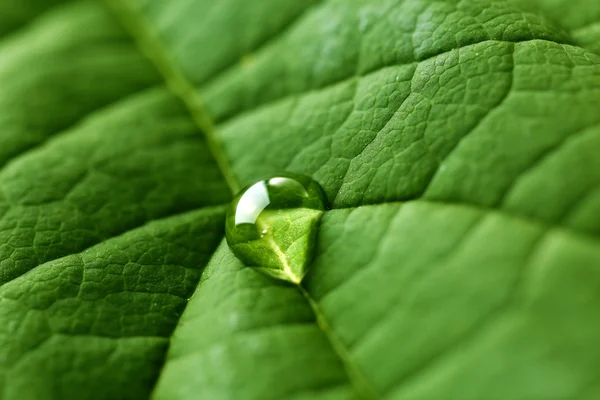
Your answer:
[225,173,327,283]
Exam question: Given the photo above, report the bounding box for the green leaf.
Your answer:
[516,0,600,55]
[0,0,599,399]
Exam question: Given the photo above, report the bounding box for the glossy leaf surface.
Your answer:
[0,0,599,399]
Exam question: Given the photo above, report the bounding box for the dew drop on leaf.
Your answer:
[225,173,327,284]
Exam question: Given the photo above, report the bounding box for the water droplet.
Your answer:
[225,173,327,284]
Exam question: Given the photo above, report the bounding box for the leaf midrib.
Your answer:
[103,1,380,397]
[104,0,241,194]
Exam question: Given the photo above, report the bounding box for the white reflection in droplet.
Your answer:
[267,177,289,186]
[234,181,270,225]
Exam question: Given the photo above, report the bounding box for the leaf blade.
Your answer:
[1,0,600,398]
